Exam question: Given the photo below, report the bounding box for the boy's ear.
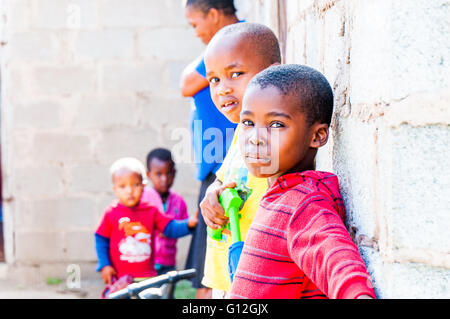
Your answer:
[146,171,151,179]
[310,123,329,149]
[208,8,220,24]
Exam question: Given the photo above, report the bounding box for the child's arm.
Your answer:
[200,178,236,229]
[180,55,209,97]
[287,192,376,299]
[162,210,199,238]
[94,233,116,285]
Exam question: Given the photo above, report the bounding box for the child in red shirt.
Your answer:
[230,64,376,299]
[95,157,198,286]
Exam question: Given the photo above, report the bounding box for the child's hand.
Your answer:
[101,265,117,285]
[188,209,199,229]
[200,180,236,229]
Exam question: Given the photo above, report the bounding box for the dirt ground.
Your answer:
[0,277,105,299]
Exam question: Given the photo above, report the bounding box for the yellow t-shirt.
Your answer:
[201,125,268,291]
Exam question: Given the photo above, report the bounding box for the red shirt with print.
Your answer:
[96,200,172,278]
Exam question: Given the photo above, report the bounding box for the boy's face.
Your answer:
[205,37,271,123]
[146,158,175,196]
[239,85,321,182]
[185,6,218,45]
[112,170,144,208]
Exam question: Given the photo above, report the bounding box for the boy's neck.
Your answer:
[267,149,317,187]
[220,15,239,29]
[157,190,170,203]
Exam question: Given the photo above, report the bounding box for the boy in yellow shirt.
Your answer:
[199,22,282,297]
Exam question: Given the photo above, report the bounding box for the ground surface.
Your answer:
[0,276,196,299]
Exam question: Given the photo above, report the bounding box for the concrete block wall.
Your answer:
[246,0,450,298]
[0,0,204,283]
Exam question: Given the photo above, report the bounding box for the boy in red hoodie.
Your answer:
[230,64,376,299]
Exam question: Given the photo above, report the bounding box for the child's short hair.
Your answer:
[185,0,236,16]
[248,64,334,126]
[110,157,147,182]
[210,22,282,66]
[146,148,174,170]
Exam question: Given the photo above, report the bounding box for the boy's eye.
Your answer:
[270,121,285,128]
[231,72,243,79]
[208,77,219,85]
[241,119,254,127]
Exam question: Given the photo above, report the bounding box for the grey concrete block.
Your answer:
[14,166,64,197]
[31,65,97,95]
[15,231,66,263]
[16,197,97,231]
[69,163,112,193]
[389,125,450,253]
[31,132,94,162]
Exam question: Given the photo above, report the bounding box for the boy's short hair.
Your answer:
[110,157,147,182]
[146,148,174,170]
[210,22,282,66]
[185,0,236,16]
[248,64,334,126]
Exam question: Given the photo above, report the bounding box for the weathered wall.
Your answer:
[0,0,204,283]
[242,0,450,298]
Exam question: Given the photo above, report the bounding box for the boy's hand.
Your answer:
[188,209,199,229]
[200,180,236,229]
[101,265,116,285]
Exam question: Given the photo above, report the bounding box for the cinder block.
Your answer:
[65,231,96,261]
[390,0,450,99]
[322,2,346,86]
[4,0,31,32]
[94,128,161,164]
[138,94,190,130]
[72,94,138,129]
[384,262,450,298]
[31,65,97,95]
[387,125,450,253]
[100,0,184,28]
[138,27,203,61]
[16,197,97,232]
[13,100,62,129]
[31,132,93,162]
[8,31,62,61]
[171,162,199,197]
[332,117,378,239]
[14,166,64,198]
[284,20,306,64]
[349,0,392,105]
[15,231,66,262]
[69,163,112,193]
[74,29,135,60]
[100,62,164,92]
[167,61,196,91]
[304,12,322,70]
[31,0,97,29]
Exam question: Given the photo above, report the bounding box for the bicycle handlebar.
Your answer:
[108,268,197,299]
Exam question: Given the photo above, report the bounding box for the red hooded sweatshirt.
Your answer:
[230,171,376,299]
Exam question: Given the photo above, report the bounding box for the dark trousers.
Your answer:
[185,172,216,288]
